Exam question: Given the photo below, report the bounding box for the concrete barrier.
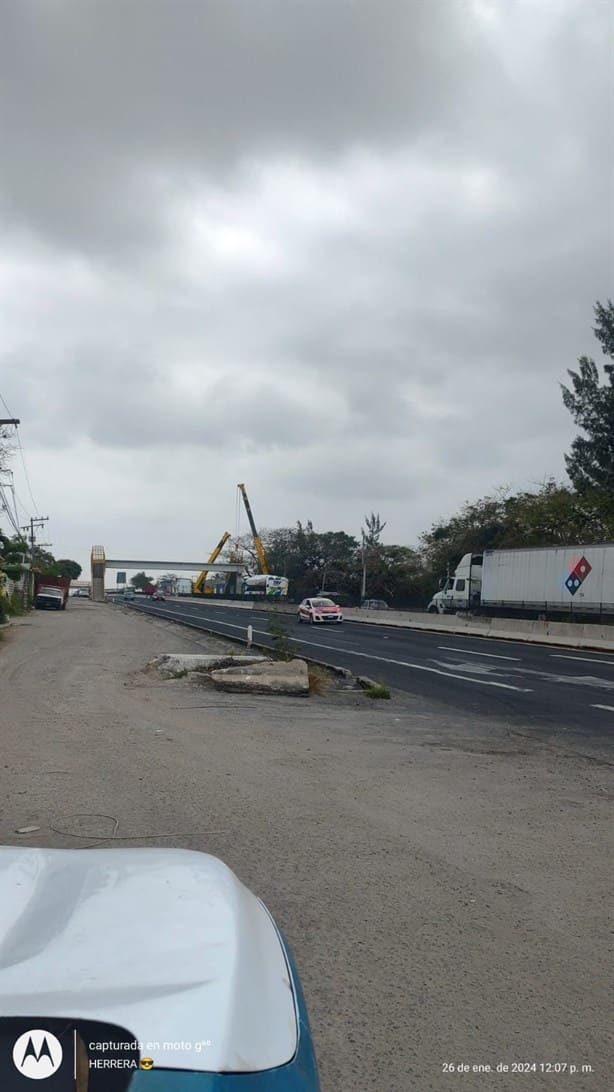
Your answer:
[179,599,614,652]
[344,607,614,652]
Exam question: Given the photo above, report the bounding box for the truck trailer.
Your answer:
[427,544,614,619]
[242,574,289,599]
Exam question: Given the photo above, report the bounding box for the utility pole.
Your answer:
[21,516,49,602]
[361,532,367,603]
[0,421,20,618]
[22,516,49,556]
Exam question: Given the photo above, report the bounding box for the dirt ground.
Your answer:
[0,602,612,1091]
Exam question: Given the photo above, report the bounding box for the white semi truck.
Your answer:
[427,543,614,617]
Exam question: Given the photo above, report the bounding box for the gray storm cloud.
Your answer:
[0,0,611,567]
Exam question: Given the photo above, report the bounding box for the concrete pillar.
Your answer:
[91,545,106,602]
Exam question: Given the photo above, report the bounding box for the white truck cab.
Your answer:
[427,553,483,614]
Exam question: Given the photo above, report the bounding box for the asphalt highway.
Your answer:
[126,598,614,740]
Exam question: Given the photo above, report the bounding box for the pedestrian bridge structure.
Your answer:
[90,546,243,602]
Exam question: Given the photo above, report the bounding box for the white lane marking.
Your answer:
[139,605,533,691]
[545,673,614,690]
[551,654,614,666]
[591,704,614,712]
[438,646,521,661]
[137,606,252,631]
[286,636,533,692]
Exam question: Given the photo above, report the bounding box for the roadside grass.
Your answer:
[6,595,30,617]
[308,664,332,695]
[364,683,391,700]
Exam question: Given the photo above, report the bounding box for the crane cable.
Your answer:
[235,484,241,539]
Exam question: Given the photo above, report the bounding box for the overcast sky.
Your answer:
[1,0,612,576]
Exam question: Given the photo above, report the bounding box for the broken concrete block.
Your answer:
[149,653,270,678]
[210,658,310,696]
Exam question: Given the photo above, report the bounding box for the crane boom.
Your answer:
[237,483,269,575]
[194,531,232,595]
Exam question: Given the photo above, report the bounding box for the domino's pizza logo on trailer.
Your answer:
[564,555,592,596]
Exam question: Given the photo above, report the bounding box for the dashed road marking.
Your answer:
[438,646,521,661]
[551,654,614,666]
[285,637,533,691]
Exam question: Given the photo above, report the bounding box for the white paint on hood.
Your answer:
[0,847,298,1072]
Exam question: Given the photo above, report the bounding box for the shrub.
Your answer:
[268,611,295,661]
[364,683,391,700]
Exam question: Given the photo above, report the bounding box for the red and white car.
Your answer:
[297,597,343,624]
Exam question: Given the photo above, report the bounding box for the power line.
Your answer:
[0,471,21,532]
[0,390,15,416]
[13,487,33,521]
[0,488,21,535]
[0,474,21,535]
[0,391,39,514]
[15,433,39,514]
[0,434,21,537]
[0,457,34,521]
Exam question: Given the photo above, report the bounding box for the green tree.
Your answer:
[32,546,56,571]
[362,512,387,548]
[310,530,359,593]
[561,300,614,492]
[506,480,614,544]
[361,512,387,601]
[365,544,427,604]
[54,559,82,580]
[130,571,153,590]
[256,522,360,600]
[0,534,28,580]
[30,547,82,579]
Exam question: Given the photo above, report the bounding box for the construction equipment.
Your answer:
[238,483,269,575]
[194,531,232,595]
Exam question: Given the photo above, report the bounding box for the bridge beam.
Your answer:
[105,560,243,572]
[90,548,244,603]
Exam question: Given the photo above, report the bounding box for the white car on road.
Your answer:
[297,597,343,624]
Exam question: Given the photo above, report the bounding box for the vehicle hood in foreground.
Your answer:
[0,847,298,1074]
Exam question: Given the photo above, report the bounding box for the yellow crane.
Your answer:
[194,531,232,596]
[237,483,269,575]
